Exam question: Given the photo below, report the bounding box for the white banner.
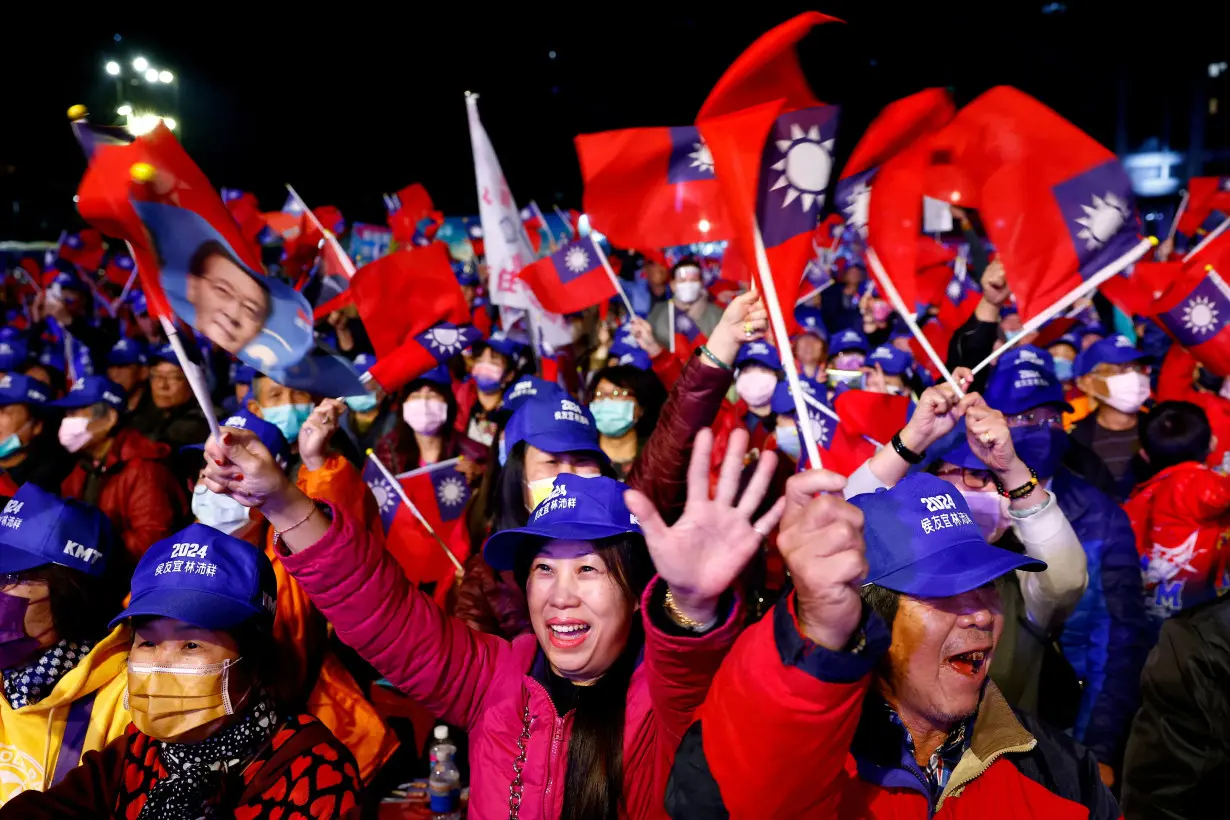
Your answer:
[466,94,533,309]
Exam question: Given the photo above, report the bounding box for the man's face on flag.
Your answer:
[185,250,269,356]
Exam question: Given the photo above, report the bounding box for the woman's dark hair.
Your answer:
[187,240,272,323]
[386,378,461,472]
[512,534,654,820]
[22,562,126,644]
[493,441,619,533]
[589,365,667,440]
[1141,400,1212,476]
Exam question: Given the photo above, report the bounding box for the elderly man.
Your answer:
[666,470,1116,818]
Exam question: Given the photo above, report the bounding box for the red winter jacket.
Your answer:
[60,427,186,571]
[1155,345,1230,469]
[282,500,741,820]
[665,596,1120,819]
[1123,461,1230,623]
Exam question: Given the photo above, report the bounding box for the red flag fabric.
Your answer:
[575,125,728,250]
[915,87,1141,322]
[386,183,434,244]
[102,251,137,287]
[350,244,469,359]
[696,12,842,332]
[58,230,107,272]
[223,191,266,246]
[517,237,615,314]
[1147,231,1230,377]
[1177,177,1230,238]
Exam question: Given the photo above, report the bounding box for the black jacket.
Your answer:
[1121,595,1230,820]
[1068,413,1146,502]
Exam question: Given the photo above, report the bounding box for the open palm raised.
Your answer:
[625,427,785,624]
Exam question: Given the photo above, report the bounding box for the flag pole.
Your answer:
[553,205,577,238]
[1184,215,1230,261]
[395,456,463,481]
[751,226,824,469]
[112,265,140,312]
[968,236,1157,376]
[795,280,833,306]
[1165,189,1189,248]
[865,246,965,397]
[531,201,558,250]
[367,450,465,575]
[284,184,357,277]
[590,239,637,318]
[158,315,222,443]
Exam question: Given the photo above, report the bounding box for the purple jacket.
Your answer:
[281,501,742,820]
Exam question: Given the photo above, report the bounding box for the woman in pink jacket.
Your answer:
[200,420,783,820]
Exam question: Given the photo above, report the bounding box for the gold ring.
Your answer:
[744,321,754,336]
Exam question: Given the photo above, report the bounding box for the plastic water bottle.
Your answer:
[428,726,461,820]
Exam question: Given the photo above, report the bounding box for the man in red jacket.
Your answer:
[55,376,186,574]
[667,471,1118,819]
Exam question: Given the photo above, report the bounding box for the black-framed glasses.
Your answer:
[936,466,995,489]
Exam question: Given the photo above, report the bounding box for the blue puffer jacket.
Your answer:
[1054,467,1151,765]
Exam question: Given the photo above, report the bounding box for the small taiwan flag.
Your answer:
[518,237,616,314]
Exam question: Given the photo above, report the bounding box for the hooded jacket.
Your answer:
[0,626,132,805]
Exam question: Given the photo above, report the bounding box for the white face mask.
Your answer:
[960,488,1012,543]
[1096,371,1150,414]
[191,485,250,535]
[58,416,93,454]
[674,280,702,304]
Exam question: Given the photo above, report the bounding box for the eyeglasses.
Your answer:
[1005,411,1064,429]
[936,466,995,490]
[592,388,634,401]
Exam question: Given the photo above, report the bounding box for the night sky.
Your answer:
[0,2,1222,242]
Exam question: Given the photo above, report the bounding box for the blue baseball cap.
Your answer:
[865,345,913,377]
[0,338,30,372]
[769,376,824,414]
[985,361,1074,416]
[49,376,126,410]
[485,331,525,360]
[849,473,1046,597]
[830,328,869,355]
[229,362,258,386]
[34,345,65,375]
[127,291,148,316]
[0,328,24,343]
[196,410,290,471]
[503,376,566,414]
[146,343,179,367]
[612,348,652,371]
[887,322,913,343]
[482,475,642,571]
[110,523,278,630]
[997,345,1054,373]
[415,364,452,388]
[734,341,782,372]
[51,272,88,293]
[350,353,376,376]
[0,484,115,577]
[504,393,605,460]
[0,374,49,408]
[105,338,147,368]
[1074,334,1145,377]
[131,201,314,372]
[793,306,828,341]
[1079,322,1108,340]
[1049,331,1082,352]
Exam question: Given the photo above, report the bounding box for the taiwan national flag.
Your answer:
[575,124,728,250]
[102,251,137,287]
[696,12,843,330]
[400,460,472,540]
[58,230,106,272]
[1177,177,1230,238]
[671,304,708,355]
[386,183,435,245]
[1149,231,1230,377]
[362,457,466,607]
[221,189,268,246]
[918,87,1142,322]
[518,237,615,314]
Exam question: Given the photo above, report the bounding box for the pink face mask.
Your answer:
[402,398,449,435]
[58,417,93,453]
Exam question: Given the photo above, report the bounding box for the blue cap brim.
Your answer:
[519,431,609,464]
[108,588,264,631]
[48,394,100,409]
[867,539,1046,597]
[483,520,641,571]
[0,549,51,575]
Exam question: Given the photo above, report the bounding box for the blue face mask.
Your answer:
[0,433,21,459]
[775,425,802,460]
[344,393,379,413]
[261,403,314,443]
[1053,358,1074,383]
[1010,423,1070,481]
[590,399,637,437]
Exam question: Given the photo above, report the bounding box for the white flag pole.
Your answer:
[795,280,834,307]
[752,226,824,469]
[865,246,965,397]
[667,301,676,354]
[1165,189,1189,248]
[113,266,140,312]
[395,456,463,481]
[158,315,222,442]
[590,240,636,317]
[553,205,577,238]
[968,236,1157,376]
[284,184,357,278]
[1184,215,1230,262]
[367,449,465,575]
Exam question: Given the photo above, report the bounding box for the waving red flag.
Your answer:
[1146,230,1230,377]
[518,237,616,314]
[386,183,434,245]
[1177,177,1230,238]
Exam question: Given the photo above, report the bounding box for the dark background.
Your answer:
[1,1,1226,240]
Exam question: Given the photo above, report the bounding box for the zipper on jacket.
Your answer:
[523,676,574,805]
[934,739,1036,812]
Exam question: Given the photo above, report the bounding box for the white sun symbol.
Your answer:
[423,326,465,356]
[563,246,590,273]
[1074,192,1130,250]
[688,139,714,174]
[369,480,396,514]
[1182,295,1219,335]
[808,414,830,447]
[437,476,468,508]
[946,279,963,302]
[844,179,871,235]
[770,123,835,213]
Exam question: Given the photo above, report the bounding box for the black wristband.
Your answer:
[891,431,925,464]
